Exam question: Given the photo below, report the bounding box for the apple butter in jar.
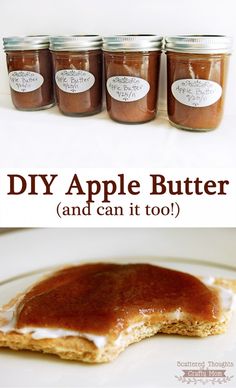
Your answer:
[3,36,54,111]
[165,35,232,131]
[103,35,163,124]
[50,35,103,116]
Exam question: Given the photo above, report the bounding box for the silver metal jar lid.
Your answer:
[103,35,163,52]
[50,35,103,51]
[3,35,50,51]
[165,35,233,54]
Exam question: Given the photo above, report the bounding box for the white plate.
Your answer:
[0,258,236,388]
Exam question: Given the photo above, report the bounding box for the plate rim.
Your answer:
[0,255,235,287]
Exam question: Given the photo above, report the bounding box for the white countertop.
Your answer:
[1,93,236,168]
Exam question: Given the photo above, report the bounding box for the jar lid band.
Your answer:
[103,35,163,52]
[3,36,50,51]
[50,35,103,51]
[165,35,233,54]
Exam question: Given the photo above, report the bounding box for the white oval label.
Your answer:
[55,69,95,93]
[9,71,44,93]
[107,76,150,102]
[171,79,222,107]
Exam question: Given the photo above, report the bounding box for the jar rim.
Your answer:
[165,35,233,54]
[103,35,163,52]
[50,35,103,51]
[3,35,50,51]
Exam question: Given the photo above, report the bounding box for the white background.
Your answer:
[0,0,236,168]
[0,168,236,227]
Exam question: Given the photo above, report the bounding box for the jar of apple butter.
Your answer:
[103,35,163,124]
[3,36,54,111]
[50,35,103,116]
[165,35,232,131]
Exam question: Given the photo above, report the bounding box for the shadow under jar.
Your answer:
[103,35,163,124]
[3,36,54,111]
[165,35,232,131]
[50,35,103,116]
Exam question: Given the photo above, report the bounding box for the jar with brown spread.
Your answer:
[165,35,232,131]
[103,35,163,124]
[50,35,103,116]
[3,36,54,111]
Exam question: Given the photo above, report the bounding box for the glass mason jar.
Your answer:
[103,35,163,124]
[50,35,103,116]
[3,36,54,111]
[165,35,232,131]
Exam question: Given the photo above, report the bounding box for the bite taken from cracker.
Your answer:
[0,263,235,363]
